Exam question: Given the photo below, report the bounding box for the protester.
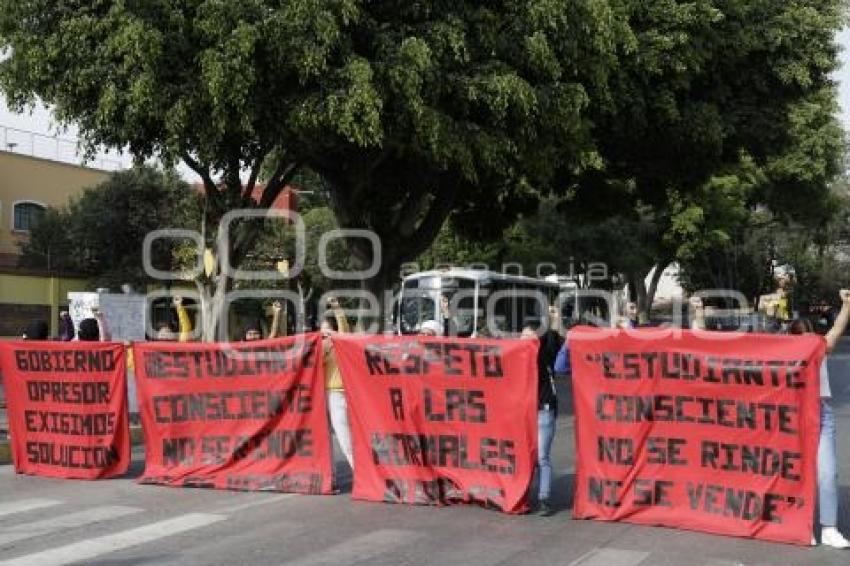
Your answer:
[419,319,442,337]
[788,289,850,548]
[268,301,284,339]
[58,311,75,341]
[440,294,459,337]
[521,318,563,516]
[690,296,707,330]
[758,270,793,327]
[321,297,353,479]
[693,291,850,548]
[22,321,49,340]
[624,301,638,328]
[241,321,262,341]
[77,316,103,341]
[154,296,194,341]
[241,301,283,341]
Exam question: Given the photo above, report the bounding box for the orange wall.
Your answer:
[0,151,109,257]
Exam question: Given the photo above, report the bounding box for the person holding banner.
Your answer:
[78,315,104,341]
[419,320,443,337]
[241,301,284,341]
[788,290,850,549]
[22,321,49,340]
[522,320,563,516]
[693,291,850,548]
[321,297,354,478]
[58,311,75,341]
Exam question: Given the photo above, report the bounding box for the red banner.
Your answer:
[0,341,130,479]
[569,327,822,545]
[133,334,331,493]
[332,335,537,514]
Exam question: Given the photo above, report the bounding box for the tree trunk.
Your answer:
[634,274,648,325]
[358,265,398,333]
[198,275,232,342]
[645,259,670,322]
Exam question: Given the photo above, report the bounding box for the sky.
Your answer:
[3,26,850,178]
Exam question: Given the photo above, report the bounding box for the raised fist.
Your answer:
[327,297,340,309]
[272,300,282,312]
[172,296,183,307]
[840,289,850,304]
[689,296,704,309]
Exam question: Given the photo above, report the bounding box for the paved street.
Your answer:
[1,345,850,565]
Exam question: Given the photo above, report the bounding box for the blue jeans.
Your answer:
[819,400,838,527]
[538,408,556,501]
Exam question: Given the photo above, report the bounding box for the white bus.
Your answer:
[395,268,559,336]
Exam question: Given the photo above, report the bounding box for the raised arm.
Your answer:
[329,297,350,333]
[267,301,283,339]
[174,296,193,342]
[689,296,706,331]
[93,308,110,342]
[825,289,850,353]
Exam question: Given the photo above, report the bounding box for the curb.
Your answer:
[0,427,145,466]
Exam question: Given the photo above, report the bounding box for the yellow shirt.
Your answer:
[126,305,192,371]
[324,310,349,391]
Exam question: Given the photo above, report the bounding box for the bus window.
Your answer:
[517,283,544,327]
[399,290,437,335]
[486,281,514,334]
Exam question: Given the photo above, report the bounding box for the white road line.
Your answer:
[0,499,62,518]
[569,547,651,566]
[0,512,226,566]
[212,493,297,515]
[0,505,142,546]
[285,529,421,566]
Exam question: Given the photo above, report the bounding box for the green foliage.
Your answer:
[0,1,626,304]
[2,0,846,321]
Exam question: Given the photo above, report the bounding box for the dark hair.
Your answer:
[243,320,262,337]
[23,321,49,340]
[323,315,339,332]
[78,318,100,341]
[158,321,178,333]
[58,316,75,341]
[787,318,813,335]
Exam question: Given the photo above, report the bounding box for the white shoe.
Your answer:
[821,527,850,549]
[811,535,817,546]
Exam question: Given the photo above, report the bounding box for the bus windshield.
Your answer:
[399,292,437,334]
[398,276,477,335]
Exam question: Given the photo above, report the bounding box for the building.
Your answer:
[0,145,113,337]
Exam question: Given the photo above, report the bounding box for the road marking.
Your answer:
[0,499,62,518]
[286,529,421,566]
[0,512,226,566]
[569,547,650,566]
[0,505,142,546]
[212,493,296,514]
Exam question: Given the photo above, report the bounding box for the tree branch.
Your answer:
[241,147,270,204]
[397,180,459,262]
[228,160,301,270]
[181,151,219,202]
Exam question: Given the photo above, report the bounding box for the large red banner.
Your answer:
[569,327,823,545]
[332,335,537,514]
[133,334,332,494]
[0,341,130,479]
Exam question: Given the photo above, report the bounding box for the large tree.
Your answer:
[0,1,623,337]
[559,0,846,319]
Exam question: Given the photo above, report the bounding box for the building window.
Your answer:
[13,201,46,232]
